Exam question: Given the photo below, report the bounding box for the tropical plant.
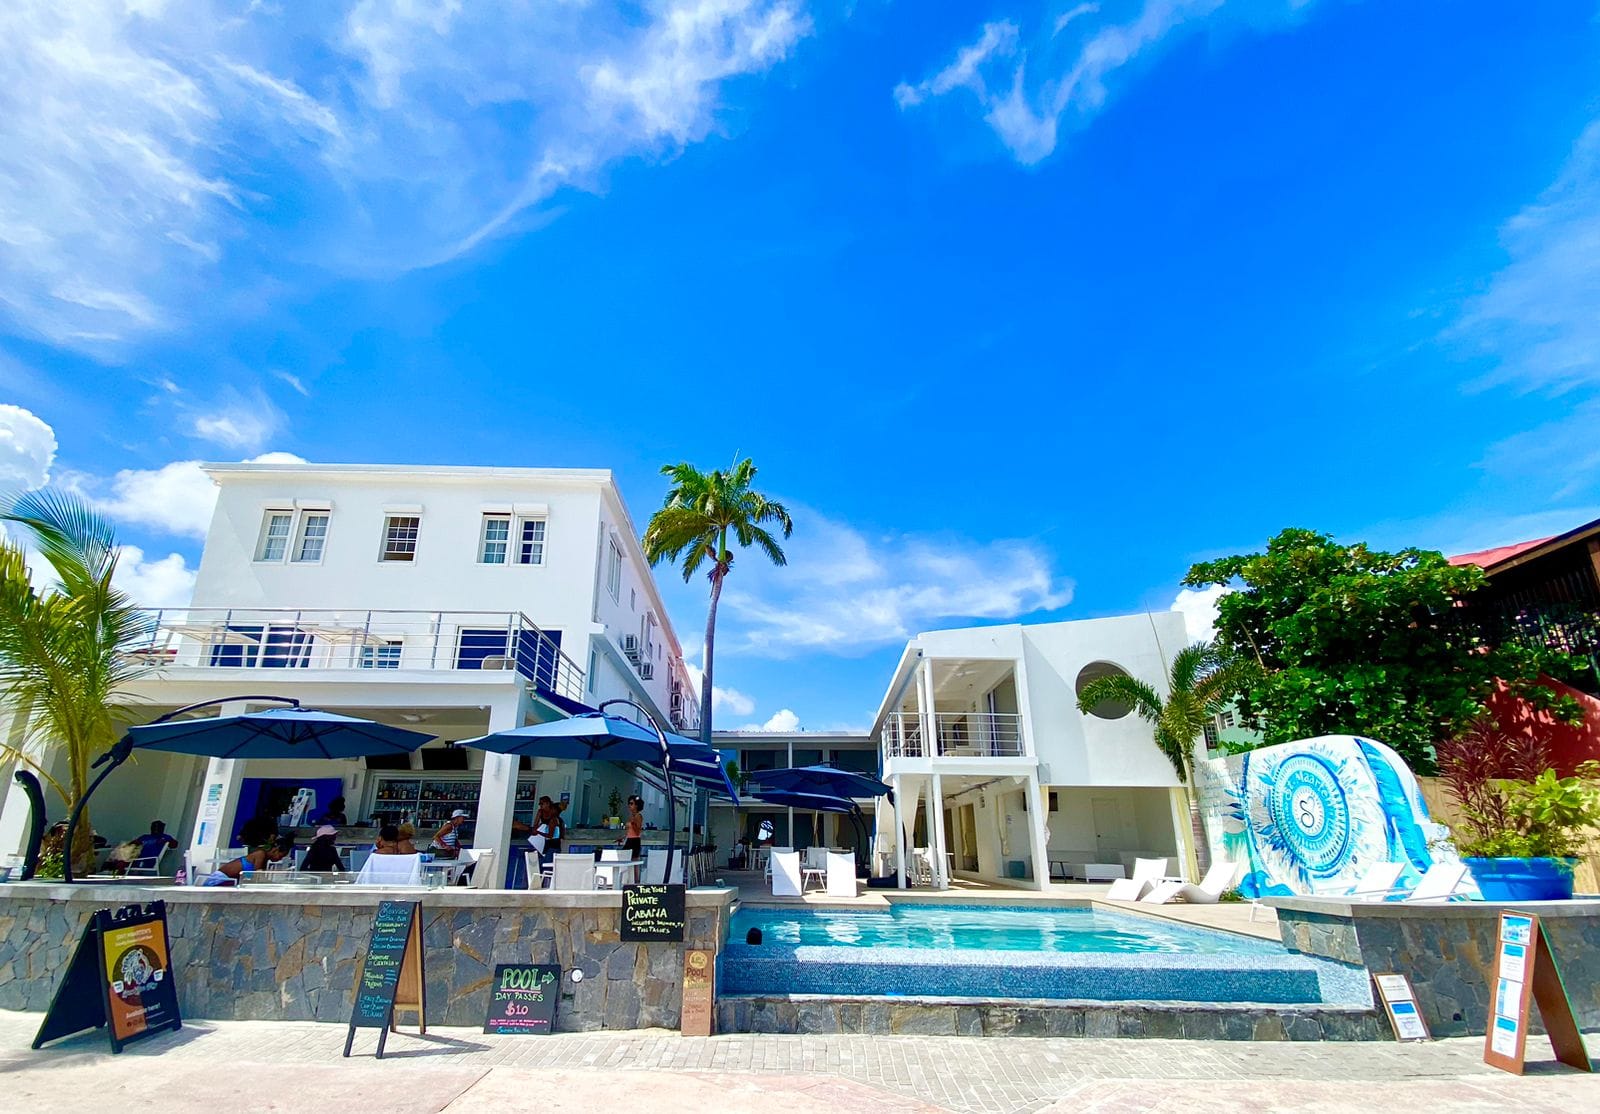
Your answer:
[1075,640,1258,876]
[1184,527,1580,774]
[1436,720,1600,860]
[642,459,792,747]
[0,490,153,874]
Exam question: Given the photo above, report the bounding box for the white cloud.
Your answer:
[896,0,1315,165]
[0,404,57,490]
[682,661,756,717]
[113,545,197,608]
[1170,584,1228,643]
[74,449,303,539]
[192,403,283,452]
[718,511,1073,658]
[737,708,800,732]
[1450,121,1600,395]
[273,370,310,397]
[0,0,811,348]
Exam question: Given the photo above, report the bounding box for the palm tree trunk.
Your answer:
[699,568,723,750]
[1186,786,1211,876]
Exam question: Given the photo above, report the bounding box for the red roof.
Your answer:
[1448,537,1553,569]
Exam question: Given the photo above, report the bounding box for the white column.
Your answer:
[1025,775,1051,892]
[472,694,526,872]
[929,772,948,890]
[892,773,907,888]
[188,700,255,866]
[918,659,937,757]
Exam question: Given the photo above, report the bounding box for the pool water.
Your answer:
[731,904,1270,955]
[719,903,1368,1004]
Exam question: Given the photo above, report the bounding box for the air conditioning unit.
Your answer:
[639,662,654,680]
[621,634,641,662]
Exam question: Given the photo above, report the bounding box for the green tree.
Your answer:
[0,490,153,874]
[1184,527,1576,775]
[1076,641,1256,877]
[642,459,792,747]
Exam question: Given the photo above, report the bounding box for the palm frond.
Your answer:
[1076,674,1163,722]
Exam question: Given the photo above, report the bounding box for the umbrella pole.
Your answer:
[598,699,675,879]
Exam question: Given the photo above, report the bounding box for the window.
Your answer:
[360,640,402,669]
[293,513,329,562]
[1203,722,1220,748]
[587,650,598,693]
[1074,661,1135,720]
[517,518,546,565]
[381,516,420,562]
[480,515,510,564]
[256,512,293,561]
[630,588,636,612]
[606,539,622,601]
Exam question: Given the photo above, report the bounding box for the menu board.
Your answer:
[32,901,183,1054]
[483,964,561,1034]
[1482,910,1590,1075]
[621,884,686,943]
[343,901,426,1059]
[681,949,715,1037]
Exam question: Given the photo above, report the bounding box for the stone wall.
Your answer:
[1273,898,1600,1038]
[0,884,733,1031]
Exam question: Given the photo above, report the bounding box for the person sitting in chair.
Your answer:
[300,826,345,873]
[106,820,179,873]
[202,837,293,886]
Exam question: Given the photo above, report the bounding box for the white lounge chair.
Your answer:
[548,853,598,891]
[1344,861,1405,898]
[771,850,803,897]
[1141,861,1239,905]
[1359,861,1470,903]
[465,848,497,890]
[825,851,857,897]
[355,853,422,886]
[1105,857,1169,901]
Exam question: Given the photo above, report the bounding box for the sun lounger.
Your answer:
[1105,857,1169,901]
[771,850,803,897]
[825,851,857,897]
[1357,861,1470,903]
[1140,861,1239,904]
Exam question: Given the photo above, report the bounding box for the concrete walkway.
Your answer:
[2,1009,1593,1112]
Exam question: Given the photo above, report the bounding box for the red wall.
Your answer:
[1484,676,1600,775]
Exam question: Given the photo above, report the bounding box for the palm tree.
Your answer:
[1075,640,1256,878]
[0,490,153,874]
[642,459,792,747]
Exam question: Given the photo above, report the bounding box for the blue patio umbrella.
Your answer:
[748,764,892,802]
[63,697,437,882]
[124,706,437,760]
[751,787,872,864]
[454,712,664,764]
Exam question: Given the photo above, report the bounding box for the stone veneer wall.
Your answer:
[0,884,733,1031]
[1273,898,1600,1038]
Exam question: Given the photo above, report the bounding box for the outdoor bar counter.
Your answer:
[0,882,735,1031]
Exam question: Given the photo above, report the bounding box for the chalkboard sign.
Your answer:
[343,900,426,1059]
[621,883,686,943]
[482,964,561,1034]
[33,901,182,1054]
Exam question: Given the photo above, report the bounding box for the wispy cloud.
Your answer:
[0,1,811,351]
[67,450,306,540]
[716,511,1073,658]
[895,0,1315,165]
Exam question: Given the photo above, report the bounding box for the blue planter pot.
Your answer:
[1464,856,1578,901]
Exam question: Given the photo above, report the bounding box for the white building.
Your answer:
[0,462,701,877]
[706,731,880,855]
[871,612,1193,890]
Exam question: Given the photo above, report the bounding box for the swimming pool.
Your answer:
[720,903,1368,1005]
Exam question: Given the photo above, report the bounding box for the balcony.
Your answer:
[881,712,1026,758]
[122,607,584,701]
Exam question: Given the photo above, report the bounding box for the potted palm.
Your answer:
[1436,720,1600,901]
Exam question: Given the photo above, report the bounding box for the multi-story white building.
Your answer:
[0,462,701,877]
[871,612,1193,890]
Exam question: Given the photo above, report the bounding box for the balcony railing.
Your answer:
[881,712,1026,758]
[122,607,585,701]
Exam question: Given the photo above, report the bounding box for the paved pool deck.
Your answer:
[3,1008,1593,1113]
[729,873,1283,941]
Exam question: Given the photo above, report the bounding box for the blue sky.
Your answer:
[2,1,1598,733]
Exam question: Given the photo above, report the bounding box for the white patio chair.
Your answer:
[354,853,422,886]
[912,847,933,886]
[801,847,828,892]
[1141,861,1239,905]
[644,849,684,885]
[523,851,552,889]
[771,850,803,897]
[466,848,497,890]
[825,851,857,897]
[126,845,172,878]
[1105,857,1169,901]
[548,853,597,891]
[762,846,790,882]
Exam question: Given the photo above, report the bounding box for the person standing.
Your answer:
[619,796,644,859]
[431,810,469,859]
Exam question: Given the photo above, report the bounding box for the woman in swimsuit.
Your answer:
[203,836,293,886]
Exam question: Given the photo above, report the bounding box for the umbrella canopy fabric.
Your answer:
[662,732,738,800]
[455,712,666,765]
[750,787,859,814]
[748,764,891,802]
[124,706,436,760]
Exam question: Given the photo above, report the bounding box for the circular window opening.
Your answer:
[1075,661,1134,720]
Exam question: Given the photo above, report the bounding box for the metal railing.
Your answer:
[122,607,585,701]
[880,712,1026,758]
